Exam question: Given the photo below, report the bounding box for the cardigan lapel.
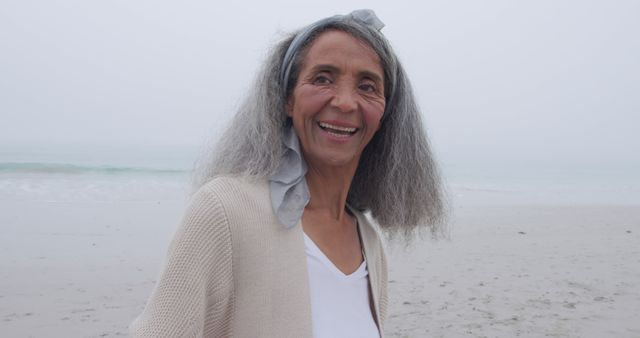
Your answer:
[353,210,383,334]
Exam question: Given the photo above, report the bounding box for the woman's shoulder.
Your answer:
[197,175,268,199]
[193,176,269,211]
[166,175,273,258]
[192,175,274,228]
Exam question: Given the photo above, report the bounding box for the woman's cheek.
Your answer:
[308,90,333,110]
[362,101,385,126]
[307,85,333,101]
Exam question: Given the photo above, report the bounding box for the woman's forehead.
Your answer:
[300,30,383,77]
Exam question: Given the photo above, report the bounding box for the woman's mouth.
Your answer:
[318,122,358,137]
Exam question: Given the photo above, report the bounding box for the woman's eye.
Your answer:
[359,83,377,92]
[313,75,331,85]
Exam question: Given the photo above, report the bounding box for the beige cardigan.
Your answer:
[130,176,388,337]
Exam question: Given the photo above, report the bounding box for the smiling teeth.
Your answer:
[319,122,357,133]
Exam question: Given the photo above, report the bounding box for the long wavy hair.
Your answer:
[193,16,447,238]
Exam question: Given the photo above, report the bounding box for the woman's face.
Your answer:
[287,30,386,170]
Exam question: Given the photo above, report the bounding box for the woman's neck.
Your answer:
[304,161,357,222]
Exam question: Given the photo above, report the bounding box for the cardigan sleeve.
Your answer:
[130,183,234,337]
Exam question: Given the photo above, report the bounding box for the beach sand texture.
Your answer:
[386,206,640,338]
[1,176,639,337]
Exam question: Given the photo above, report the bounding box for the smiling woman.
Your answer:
[130,9,445,338]
[287,30,386,170]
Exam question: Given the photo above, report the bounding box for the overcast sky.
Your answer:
[1,0,638,169]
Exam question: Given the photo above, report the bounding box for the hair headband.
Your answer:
[279,9,385,92]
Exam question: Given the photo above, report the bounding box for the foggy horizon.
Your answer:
[2,1,639,169]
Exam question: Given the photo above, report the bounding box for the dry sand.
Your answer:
[1,196,639,337]
[386,205,640,337]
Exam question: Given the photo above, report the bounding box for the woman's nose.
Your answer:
[330,85,358,113]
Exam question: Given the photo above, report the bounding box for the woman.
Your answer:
[130,9,444,338]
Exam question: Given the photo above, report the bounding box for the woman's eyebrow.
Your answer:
[309,64,340,74]
[309,64,383,83]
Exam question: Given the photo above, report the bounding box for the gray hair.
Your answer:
[193,14,447,238]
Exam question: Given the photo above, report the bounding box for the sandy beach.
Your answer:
[1,175,639,337]
[386,205,640,337]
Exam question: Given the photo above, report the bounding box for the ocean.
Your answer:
[0,146,194,203]
[0,145,638,206]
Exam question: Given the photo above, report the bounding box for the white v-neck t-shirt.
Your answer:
[303,233,380,338]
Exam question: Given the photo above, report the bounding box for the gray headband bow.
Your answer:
[279,9,385,92]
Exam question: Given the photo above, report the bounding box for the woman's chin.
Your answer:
[306,151,360,171]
